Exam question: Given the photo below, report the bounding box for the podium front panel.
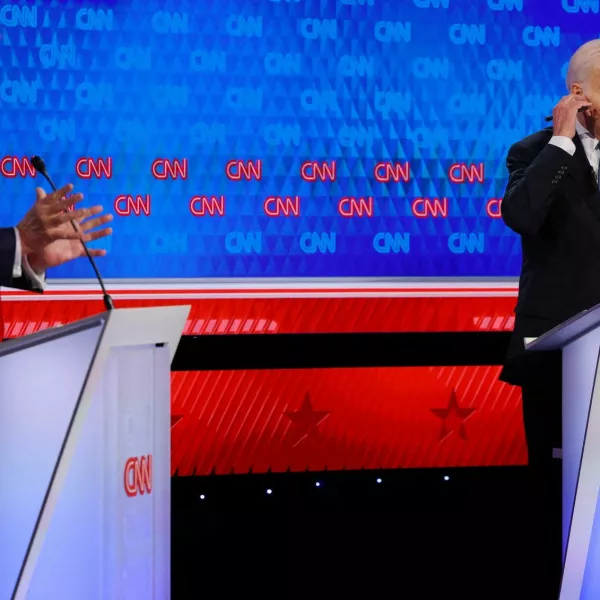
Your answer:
[25,343,171,600]
[0,322,104,600]
[581,493,600,598]
[562,334,600,556]
[562,331,600,598]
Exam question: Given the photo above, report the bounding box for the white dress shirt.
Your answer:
[12,227,46,290]
[549,119,600,179]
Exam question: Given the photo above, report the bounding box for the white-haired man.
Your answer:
[500,39,600,596]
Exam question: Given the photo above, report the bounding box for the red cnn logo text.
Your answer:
[338,197,373,217]
[0,156,36,178]
[264,196,300,217]
[124,454,152,498]
[115,195,151,216]
[374,162,410,183]
[486,198,502,218]
[412,198,448,218]
[152,158,188,180]
[76,157,113,179]
[190,195,226,216]
[300,161,336,182]
[448,163,484,184]
[226,160,262,181]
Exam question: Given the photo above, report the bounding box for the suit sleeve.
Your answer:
[501,139,578,236]
[0,227,42,292]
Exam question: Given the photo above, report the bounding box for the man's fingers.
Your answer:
[558,94,590,107]
[83,228,112,243]
[79,213,113,232]
[35,187,47,202]
[57,192,84,212]
[73,205,104,222]
[87,248,108,257]
[573,97,591,106]
[560,94,579,103]
[42,191,84,216]
[51,205,101,226]
[73,205,104,224]
[39,183,74,205]
[47,227,83,241]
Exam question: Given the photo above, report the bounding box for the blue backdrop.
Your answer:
[0,0,597,279]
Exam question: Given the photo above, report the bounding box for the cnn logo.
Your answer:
[123,454,152,497]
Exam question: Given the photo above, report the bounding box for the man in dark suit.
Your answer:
[0,181,112,293]
[500,39,600,597]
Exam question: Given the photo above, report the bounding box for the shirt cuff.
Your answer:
[22,254,46,290]
[549,136,576,156]
[13,227,46,290]
[12,227,22,278]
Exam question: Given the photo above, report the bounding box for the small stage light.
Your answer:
[376,478,382,484]
[200,494,206,500]
[444,476,450,482]
[315,482,321,487]
[267,488,273,495]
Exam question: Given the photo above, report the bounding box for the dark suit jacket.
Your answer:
[0,227,42,340]
[0,227,42,292]
[500,127,600,386]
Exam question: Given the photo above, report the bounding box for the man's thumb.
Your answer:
[35,187,46,202]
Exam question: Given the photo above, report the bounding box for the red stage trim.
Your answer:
[0,284,518,336]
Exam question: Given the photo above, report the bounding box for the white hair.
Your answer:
[566,39,600,90]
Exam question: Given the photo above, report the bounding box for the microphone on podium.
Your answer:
[30,155,114,312]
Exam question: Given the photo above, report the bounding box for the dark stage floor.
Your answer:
[171,467,538,600]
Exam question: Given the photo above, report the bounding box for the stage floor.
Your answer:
[171,466,538,600]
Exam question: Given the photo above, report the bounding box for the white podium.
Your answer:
[0,306,190,600]
[526,304,600,599]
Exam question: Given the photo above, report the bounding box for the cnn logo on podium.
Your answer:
[123,454,152,497]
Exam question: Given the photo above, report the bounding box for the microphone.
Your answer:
[30,155,114,312]
[545,105,590,122]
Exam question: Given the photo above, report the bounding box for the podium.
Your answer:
[525,304,600,599]
[0,306,190,600]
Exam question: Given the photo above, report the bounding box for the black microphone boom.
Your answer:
[30,155,114,312]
